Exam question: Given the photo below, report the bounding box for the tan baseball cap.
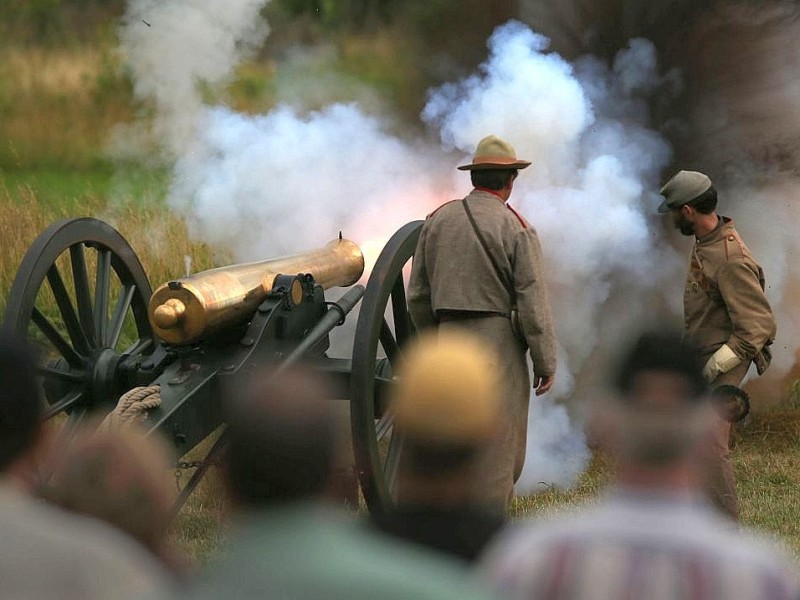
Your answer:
[658,170,712,213]
[390,330,501,444]
[457,135,532,171]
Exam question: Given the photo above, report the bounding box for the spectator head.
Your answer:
[221,366,338,509]
[0,336,42,473]
[593,331,713,469]
[390,330,502,477]
[41,423,178,566]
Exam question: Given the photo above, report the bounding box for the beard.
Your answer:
[675,216,695,236]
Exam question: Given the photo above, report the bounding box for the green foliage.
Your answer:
[223,63,278,114]
[0,0,126,45]
[275,0,395,29]
[91,49,133,106]
[280,0,323,16]
[8,0,65,40]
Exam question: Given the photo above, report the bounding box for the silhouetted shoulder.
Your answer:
[427,199,460,219]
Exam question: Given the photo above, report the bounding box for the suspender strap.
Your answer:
[462,199,516,303]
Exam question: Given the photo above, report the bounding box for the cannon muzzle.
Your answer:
[149,238,364,345]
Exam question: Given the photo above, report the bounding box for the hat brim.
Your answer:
[457,160,532,171]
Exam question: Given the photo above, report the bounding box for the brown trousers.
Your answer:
[705,360,751,522]
[439,316,530,512]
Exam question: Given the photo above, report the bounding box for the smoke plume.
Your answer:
[119,0,269,157]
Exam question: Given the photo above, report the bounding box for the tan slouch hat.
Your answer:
[458,135,532,171]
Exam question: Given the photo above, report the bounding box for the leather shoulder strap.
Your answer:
[462,199,515,301]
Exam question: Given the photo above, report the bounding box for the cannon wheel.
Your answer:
[3,217,154,430]
[351,220,423,514]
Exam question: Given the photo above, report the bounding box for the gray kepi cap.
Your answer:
[658,170,712,213]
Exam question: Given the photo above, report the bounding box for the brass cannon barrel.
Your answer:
[149,238,364,345]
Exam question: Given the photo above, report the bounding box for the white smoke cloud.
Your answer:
[168,103,448,261]
[423,23,591,186]
[119,0,270,156]
[524,397,592,492]
[725,177,800,377]
[118,5,692,491]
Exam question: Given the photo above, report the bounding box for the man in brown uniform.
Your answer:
[408,135,557,511]
[658,170,776,520]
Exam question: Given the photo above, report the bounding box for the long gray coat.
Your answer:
[407,189,557,509]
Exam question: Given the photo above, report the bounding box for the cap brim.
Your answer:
[457,160,532,171]
[657,198,672,213]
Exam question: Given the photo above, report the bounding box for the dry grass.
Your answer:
[510,452,613,520]
[2,47,105,97]
[0,178,227,317]
[170,434,230,564]
[0,45,133,168]
[733,408,800,556]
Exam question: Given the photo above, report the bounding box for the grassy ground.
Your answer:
[0,169,225,318]
[734,407,800,552]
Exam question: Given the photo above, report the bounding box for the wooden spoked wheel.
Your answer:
[3,218,154,433]
[350,220,422,514]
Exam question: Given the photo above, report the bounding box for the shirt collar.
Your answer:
[473,187,507,202]
[696,215,732,244]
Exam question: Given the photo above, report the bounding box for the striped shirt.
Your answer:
[481,488,799,600]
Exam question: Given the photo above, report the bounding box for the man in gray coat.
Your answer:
[408,135,557,511]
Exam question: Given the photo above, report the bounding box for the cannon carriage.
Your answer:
[2,217,423,515]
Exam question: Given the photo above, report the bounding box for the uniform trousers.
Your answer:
[705,359,751,522]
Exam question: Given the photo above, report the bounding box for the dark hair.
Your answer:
[0,336,42,471]
[615,331,707,400]
[221,367,337,507]
[401,439,478,476]
[471,168,517,191]
[687,185,718,214]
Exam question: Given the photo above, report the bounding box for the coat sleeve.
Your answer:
[513,228,557,376]
[407,223,436,330]
[717,260,776,360]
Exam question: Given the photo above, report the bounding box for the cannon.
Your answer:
[2,217,423,514]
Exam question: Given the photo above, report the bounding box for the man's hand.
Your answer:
[533,374,555,396]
